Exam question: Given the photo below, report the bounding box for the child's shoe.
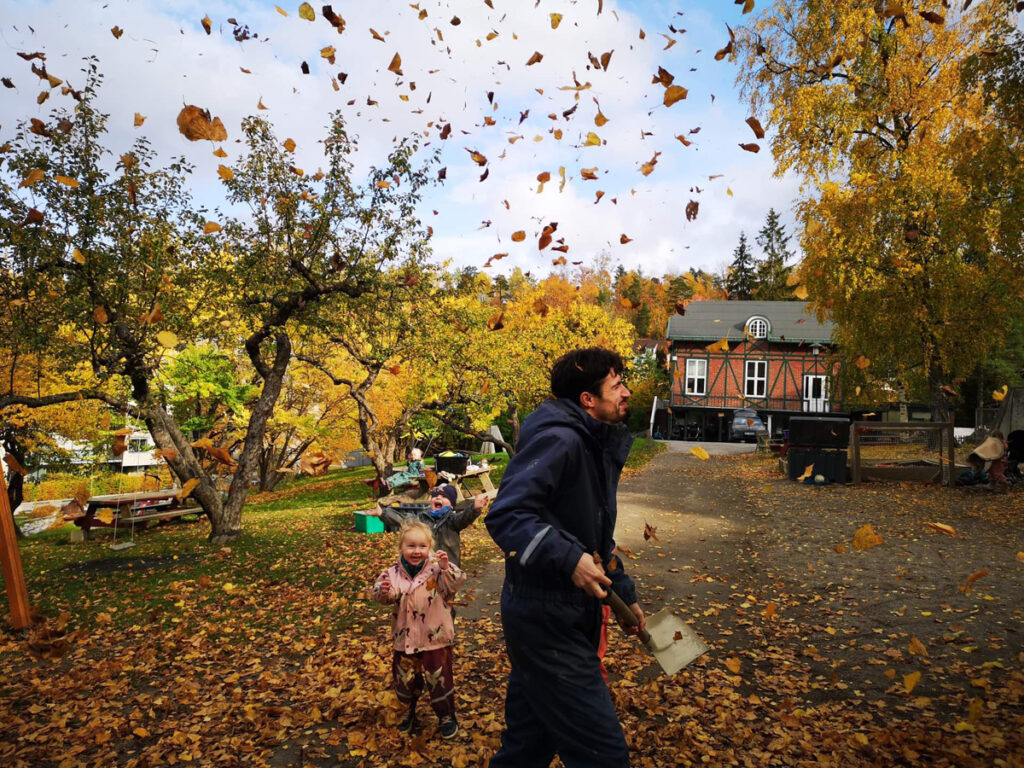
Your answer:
[397,707,417,733]
[438,715,458,739]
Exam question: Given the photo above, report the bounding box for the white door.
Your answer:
[802,375,829,412]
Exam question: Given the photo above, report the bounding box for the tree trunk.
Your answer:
[928,365,952,450]
[510,407,521,448]
[215,332,292,544]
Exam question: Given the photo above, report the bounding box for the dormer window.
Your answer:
[746,316,770,339]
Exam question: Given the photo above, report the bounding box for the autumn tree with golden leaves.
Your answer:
[737,1,1024,420]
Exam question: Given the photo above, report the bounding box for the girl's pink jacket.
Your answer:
[372,558,467,653]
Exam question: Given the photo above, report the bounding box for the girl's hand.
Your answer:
[435,550,450,571]
[378,575,391,597]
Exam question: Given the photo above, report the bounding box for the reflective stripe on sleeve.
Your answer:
[519,525,551,566]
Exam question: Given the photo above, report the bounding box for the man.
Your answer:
[486,347,645,767]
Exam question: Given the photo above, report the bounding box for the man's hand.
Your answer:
[618,602,646,635]
[571,552,612,598]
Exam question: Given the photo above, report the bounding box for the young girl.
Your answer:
[372,518,467,738]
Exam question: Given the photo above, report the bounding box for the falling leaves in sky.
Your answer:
[177,105,228,142]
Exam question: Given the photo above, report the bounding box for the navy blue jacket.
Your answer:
[485,398,637,605]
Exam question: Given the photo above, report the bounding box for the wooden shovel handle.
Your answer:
[605,588,651,645]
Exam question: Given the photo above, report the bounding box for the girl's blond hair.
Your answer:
[398,518,434,551]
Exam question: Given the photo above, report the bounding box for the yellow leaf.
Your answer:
[705,338,729,353]
[764,602,777,620]
[992,385,1008,402]
[924,522,956,537]
[93,306,109,324]
[73,248,86,264]
[134,112,146,127]
[663,85,688,107]
[550,13,563,29]
[95,508,115,525]
[19,168,45,188]
[689,446,710,461]
[54,175,80,187]
[793,284,809,300]
[584,132,601,147]
[283,138,296,152]
[903,671,921,694]
[1017,551,1024,564]
[217,165,233,181]
[178,478,199,500]
[725,657,741,674]
[133,727,151,738]
[908,636,929,657]
[203,221,222,234]
[852,524,883,550]
[275,5,288,16]
[854,733,869,746]
[223,582,236,592]
[299,2,315,20]
[156,330,179,348]
[797,463,815,482]
[853,354,871,370]
[213,147,228,158]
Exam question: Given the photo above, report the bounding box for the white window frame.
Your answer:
[802,374,830,412]
[745,360,767,398]
[746,316,770,339]
[684,359,707,395]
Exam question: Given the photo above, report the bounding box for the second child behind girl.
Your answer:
[371,518,467,738]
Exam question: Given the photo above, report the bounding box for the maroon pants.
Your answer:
[392,647,456,719]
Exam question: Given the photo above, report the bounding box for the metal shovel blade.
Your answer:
[643,609,708,676]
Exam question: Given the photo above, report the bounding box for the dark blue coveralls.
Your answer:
[485,398,636,767]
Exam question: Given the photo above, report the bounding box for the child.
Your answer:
[371,518,467,738]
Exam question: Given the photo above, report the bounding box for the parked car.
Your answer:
[730,409,766,442]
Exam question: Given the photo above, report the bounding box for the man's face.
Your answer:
[581,369,631,425]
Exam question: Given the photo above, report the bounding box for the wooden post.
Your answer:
[0,471,32,630]
[945,422,955,488]
[851,422,862,486]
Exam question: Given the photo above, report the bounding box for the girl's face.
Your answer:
[400,530,431,566]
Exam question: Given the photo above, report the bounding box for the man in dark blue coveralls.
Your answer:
[486,347,646,767]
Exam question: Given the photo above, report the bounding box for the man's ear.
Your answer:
[579,391,596,409]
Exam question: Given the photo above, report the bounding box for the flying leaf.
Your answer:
[217,165,233,181]
[924,522,957,537]
[793,284,809,300]
[965,568,989,588]
[511,230,526,242]
[201,15,212,34]
[275,5,288,15]
[797,463,815,482]
[323,5,345,32]
[487,311,505,331]
[213,147,228,158]
[156,330,179,348]
[992,385,1008,402]
[550,13,563,29]
[203,221,222,234]
[739,142,761,153]
[852,524,883,551]
[526,51,543,66]
[685,200,699,221]
[388,52,403,75]
[134,113,146,127]
[466,148,487,166]
[581,167,598,180]
[72,249,86,264]
[620,234,632,244]
[19,168,45,188]
[640,152,661,176]
[919,10,945,24]
[745,116,765,139]
[93,306,109,324]
[299,2,316,21]
[663,85,688,107]
[111,26,124,38]
[852,354,871,370]
[904,671,922,694]
[690,446,710,460]
[764,602,777,620]
[283,138,296,152]
[643,522,659,541]
[908,637,929,657]
[54,176,80,188]
[177,105,228,142]
[95,508,115,525]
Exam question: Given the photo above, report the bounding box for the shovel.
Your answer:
[606,590,708,675]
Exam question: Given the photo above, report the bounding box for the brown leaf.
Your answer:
[3,453,28,476]
[526,51,543,66]
[388,52,403,75]
[852,524,883,551]
[715,39,734,61]
[640,151,661,176]
[663,85,688,107]
[19,168,45,188]
[466,148,487,166]
[643,522,659,541]
[965,567,989,588]
[323,5,346,33]
[652,66,674,87]
[919,10,945,23]
[92,306,109,324]
[177,105,228,142]
[487,311,505,331]
[201,15,212,34]
[725,657,742,674]
[739,142,761,153]
[620,234,632,244]
[745,116,765,139]
[908,636,929,657]
[685,200,699,221]
[511,230,526,242]
[581,167,599,180]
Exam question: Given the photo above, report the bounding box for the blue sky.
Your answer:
[0,0,801,279]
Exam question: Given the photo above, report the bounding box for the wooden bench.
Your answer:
[73,490,204,539]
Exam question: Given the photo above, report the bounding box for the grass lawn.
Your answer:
[1,442,657,767]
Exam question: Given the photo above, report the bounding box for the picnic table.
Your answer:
[68,489,204,539]
[378,464,497,505]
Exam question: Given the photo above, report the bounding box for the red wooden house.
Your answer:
[664,301,843,442]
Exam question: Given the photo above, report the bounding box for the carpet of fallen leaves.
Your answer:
[2,455,1023,767]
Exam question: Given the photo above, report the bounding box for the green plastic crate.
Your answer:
[354,511,386,533]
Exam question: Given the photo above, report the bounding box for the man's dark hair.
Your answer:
[550,347,625,404]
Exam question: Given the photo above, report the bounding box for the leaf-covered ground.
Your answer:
[2,449,1022,767]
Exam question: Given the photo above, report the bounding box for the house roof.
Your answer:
[665,301,834,343]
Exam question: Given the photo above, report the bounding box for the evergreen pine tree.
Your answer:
[725,233,757,300]
[754,208,794,300]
